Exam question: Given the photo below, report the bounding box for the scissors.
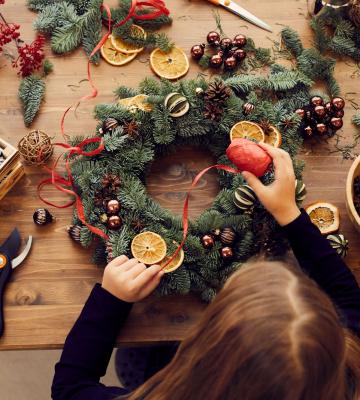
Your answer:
[0,229,33,337]
[206,0,272,32]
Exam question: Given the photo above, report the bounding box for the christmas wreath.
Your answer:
[61,27,343,302]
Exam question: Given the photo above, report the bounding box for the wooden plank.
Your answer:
[0,0,359,350]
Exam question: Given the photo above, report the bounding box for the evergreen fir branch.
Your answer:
[114,85,139,99]
[81,7,102,64]
[280,27,304,58]
[43,59,54,76]
[18,75,46,127]
[352,113,360,128]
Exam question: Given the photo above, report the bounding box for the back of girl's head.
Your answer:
[128,261,359,400]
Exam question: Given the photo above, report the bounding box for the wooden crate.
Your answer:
[0,138,25,201]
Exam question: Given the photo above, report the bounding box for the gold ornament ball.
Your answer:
[18,130,53,165]
[106,199,120,215]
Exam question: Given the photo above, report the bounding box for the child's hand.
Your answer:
[102,256,164,302]
[242,143,301,226]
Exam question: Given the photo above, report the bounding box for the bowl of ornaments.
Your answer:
[346,154,360,233]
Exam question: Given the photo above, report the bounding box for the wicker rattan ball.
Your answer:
[18,130,53,165]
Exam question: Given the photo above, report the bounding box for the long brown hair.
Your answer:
[126,261,360,400]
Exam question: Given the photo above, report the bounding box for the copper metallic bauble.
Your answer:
[333,109,344,118]
[243,102,255,115]
[233,48,246,61]
[330,117,343,130]
[310,95,324,107]
[295,108,305,118]
[209,53,223,68]
[233,34,247,48]
[303,125,313,137]
[313,105,327,119]
[107,215,122,230]
[224,55,237,70]
[33,208,54,226]
[316,123,328,135]
[191,44,205,60]
[106,199,120,215]
[220,246,234,260]
[201,234,215,249]
[67,225,82,243]
[324,102,332,113]
[207,31,220,46]
[220,227,236,245]
[220,37,233,51]
[331,97,345,110]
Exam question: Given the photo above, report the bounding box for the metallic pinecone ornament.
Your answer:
[220,227,236,245]
[243,102,255,115]
[67,225,82,243]
[33,208,54,226]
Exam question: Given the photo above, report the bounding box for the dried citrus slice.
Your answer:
[264,125,282,148]
[160,242,184,273]
[101,36,137,66]
[305,202,340,235]
[110,24,146,54]
[131,231,167,265]
[230,121,265,143]
[118,94,153,112]
[150,47,189,80]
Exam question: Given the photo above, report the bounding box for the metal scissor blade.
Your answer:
[12,236,33,269]
[223,1,273,32]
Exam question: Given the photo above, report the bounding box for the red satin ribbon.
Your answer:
[40,0,170,240]
[162,164,242,270]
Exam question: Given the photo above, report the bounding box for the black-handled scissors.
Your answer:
[0,229,32,337]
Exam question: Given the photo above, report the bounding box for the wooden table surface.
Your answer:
[0,0,359,350]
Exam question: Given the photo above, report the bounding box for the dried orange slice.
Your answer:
[150,47,189,80]
[110,24,146,54]
[101,36,137,66]
[264,125,282,148]
[230,121,265,143]
[118,94,153,112]
[305,202,340,235]
[131,231,167,265]
[160,242,184,273]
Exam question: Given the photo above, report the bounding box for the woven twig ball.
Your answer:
[18,130,53,165]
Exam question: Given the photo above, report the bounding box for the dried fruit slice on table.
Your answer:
[101,36,138,66]
[110,24,146,54]
[230,121,265,143]
[305,202,340,235]
[150,46,189,80]
[131,231,167,265]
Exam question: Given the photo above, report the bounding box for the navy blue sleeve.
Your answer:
[283,209,360,337]
[51,283,132,400]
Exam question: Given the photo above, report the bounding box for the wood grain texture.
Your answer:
[0,0,359,350]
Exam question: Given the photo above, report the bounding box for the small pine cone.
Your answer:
[349,0,360,27]
[204,80,232,105]
[94,190,105,207]
[204,103,223,121]
[105,241,114,262]
[102,174,121,192]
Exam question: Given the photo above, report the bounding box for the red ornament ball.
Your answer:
[106,199,120,215]
[224,55,237,70]
[191,44,205,60]
[209,53,223,68]
[310,96,324,107]
[201,234,215,249]
[331,97,345,110]
[316,123,328,135]
[303,126,313,137]
[220,246,234,260]
[330,117,343,130]
[233,34,247,48]
[313,105,327,119]
[325,102,333,113]
[107,215,122,230]
[226,138,272,177]
[295,108,305,118]
[233,48,246,62]
[207,31,220,46]
[220,37,233,51]
[333,109,344,118]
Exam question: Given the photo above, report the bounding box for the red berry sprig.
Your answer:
[13,35,45,77]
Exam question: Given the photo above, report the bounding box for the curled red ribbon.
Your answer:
[40,0,170,240]
[162,165,242,270]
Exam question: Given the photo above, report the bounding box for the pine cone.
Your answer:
[102,174,121,193]
[205,80,231,105]
[349,0,360,27]
[204,103,223,121]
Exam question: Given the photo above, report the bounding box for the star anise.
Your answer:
[131,219,145,233]
[280,118,297,130]
[259,119,272,134]
[123,120,139,139]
